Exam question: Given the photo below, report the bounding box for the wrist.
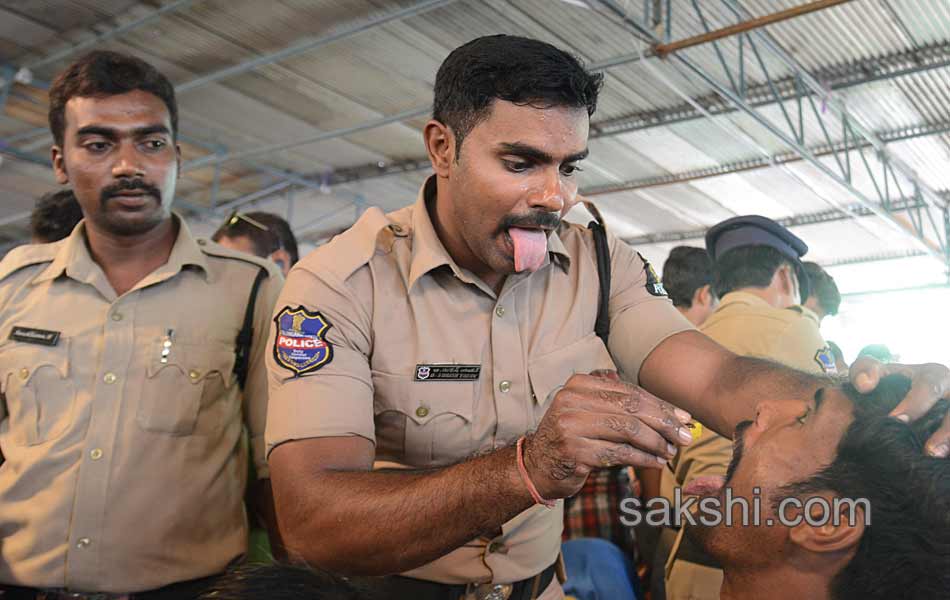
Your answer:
[517,436,556,508]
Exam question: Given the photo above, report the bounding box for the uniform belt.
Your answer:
[376,563,557,600]
[0,575,216,600]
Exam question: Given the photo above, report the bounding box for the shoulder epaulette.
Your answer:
[308,206,407,282]
[196,238,279,275]
[0,242,61,282]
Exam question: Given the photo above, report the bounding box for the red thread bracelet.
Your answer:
[516,436,556,508]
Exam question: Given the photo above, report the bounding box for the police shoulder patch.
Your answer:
[814,346,838,375]
[638,252,667,297]
[273,306,334,376]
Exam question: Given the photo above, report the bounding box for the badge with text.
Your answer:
[638,253,668,297]
[414,364,481,382]
[9,326,60,347]
[814,346,838,375]
[273,306,333,376]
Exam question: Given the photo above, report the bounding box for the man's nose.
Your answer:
[111,143,145,179]
[528,168,565,213]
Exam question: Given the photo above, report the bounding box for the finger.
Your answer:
[590,369,621,382]
[572,411,676,460]
[925,410,950,457]
[560,388,692,448]
[578,439,667,470]
[566,373,692,424]
[849,356,890,393]
[888,363,950,423]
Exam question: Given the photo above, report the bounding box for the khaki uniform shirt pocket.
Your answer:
[528,333,616,425]
[0,341,76,447]
[138,341,236,436]
[372,371,475,468]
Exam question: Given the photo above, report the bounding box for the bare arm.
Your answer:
[269,373,690,575]
[639,330,826,437]
[269,435,533,575]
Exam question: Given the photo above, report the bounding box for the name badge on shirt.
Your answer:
[9,326,61,347]
[414,364,481,382]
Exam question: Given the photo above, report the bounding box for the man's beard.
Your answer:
[724,419,753,485]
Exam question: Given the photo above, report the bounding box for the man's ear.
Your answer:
[788,493,866,555]
[423,119,456,178]
[52,145,69,185]
[694,284,714,308]
[269,248,292,277]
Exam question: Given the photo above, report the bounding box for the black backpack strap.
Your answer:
[234,266,270,390]
[588,220,611,345]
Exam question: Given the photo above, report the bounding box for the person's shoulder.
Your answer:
[0,241,62,284]
[197,238,283,280]
[296,205,411,284]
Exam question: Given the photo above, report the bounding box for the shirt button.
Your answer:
[499,380,511,393]
[488,541,506,554]
[188,369,202,381]
[90,449,103,461]
[103,373,117,384]
[111,312,123,322]
[18,368,29,380]
[415,406,429,418]
[76,537,91,549]
[495,306,505,317]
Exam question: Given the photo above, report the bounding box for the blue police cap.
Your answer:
[705,215,808,263]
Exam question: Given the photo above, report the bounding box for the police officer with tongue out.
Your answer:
[265,35,950,600]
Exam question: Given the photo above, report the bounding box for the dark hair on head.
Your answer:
[30,189,84,243]
[199,562,372,600]
[803,261,841,316]
[48,50,178,147]
[212,211,281,259]
[662,246,715,307]
[248,212,299,266]
[433,35,603,158]
[777,374,950,600]
[714,245,800,297]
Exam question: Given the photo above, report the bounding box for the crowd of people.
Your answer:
[0,33,948,600]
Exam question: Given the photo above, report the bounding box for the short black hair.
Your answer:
[804,262,841,316]
[433,35,603,158]
[212,211,299,264]
[714,245,799,297]
[48,50,178,147]
[30,189,84,243]
[662,246,715,307]
[777,375,950,600]
[199,563,371,600]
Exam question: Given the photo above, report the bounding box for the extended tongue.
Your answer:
[509,227,548,273]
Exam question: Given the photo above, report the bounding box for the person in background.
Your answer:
[213,211,299,277]
[802,261,840,324]
[857,344,894,364]
[0,51,283,598]
[663,215,838,600]
[29,189,84,243]
[663,246,719,327]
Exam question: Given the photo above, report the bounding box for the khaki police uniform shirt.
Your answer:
[266,177,694,585]
[0,217,281,593]
[660,290,837,507]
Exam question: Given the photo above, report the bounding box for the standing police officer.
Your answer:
[265,35,950,600]
[663,216,837,600]
[0,51,282,598]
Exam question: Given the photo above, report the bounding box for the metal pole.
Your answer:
[654,0,853,56]
[175,0,458,93]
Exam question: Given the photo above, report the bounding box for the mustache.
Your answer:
[724,420,753,484]
[100,179,161,205]
[499,211,561,233]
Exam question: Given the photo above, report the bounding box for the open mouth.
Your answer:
[505,226,549,273]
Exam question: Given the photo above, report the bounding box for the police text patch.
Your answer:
[273,306,333,376]
[9,326,60,347]
[638,253,667,297]
[814,347,838,375]
[414,364,481,382]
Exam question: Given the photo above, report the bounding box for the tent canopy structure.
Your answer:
[2,0,949,294]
